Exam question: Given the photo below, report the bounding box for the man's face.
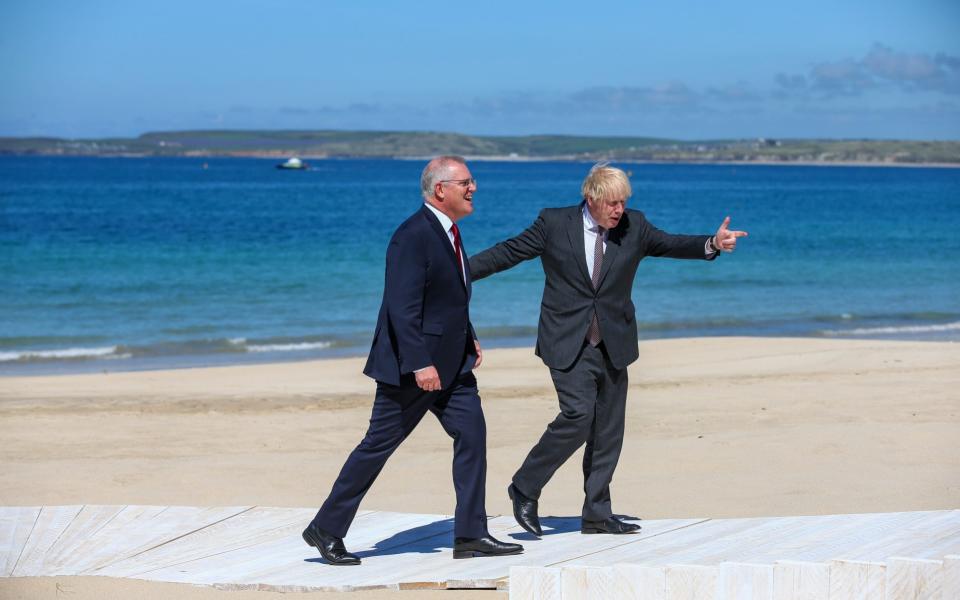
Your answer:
[586,194,627,229]
[434,163,476,221]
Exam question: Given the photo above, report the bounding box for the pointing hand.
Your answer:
[713,216,748,253]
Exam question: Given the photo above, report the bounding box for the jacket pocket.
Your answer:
[422,322,443,335]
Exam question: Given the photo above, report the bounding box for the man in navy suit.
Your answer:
[303,156,523,565]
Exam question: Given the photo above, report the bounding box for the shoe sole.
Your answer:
[580,527,641,535]
[508,486,543,537]
[453,548,524,559]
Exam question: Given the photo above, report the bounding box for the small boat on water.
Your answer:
[276,157,309,170]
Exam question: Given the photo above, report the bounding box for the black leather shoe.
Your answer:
[453,535,524,559]
[581,515,641,535]
[508,483,542,537]
[302,522,361,565]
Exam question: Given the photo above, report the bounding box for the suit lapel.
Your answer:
[566,206,593,288]
[421,206,467,293]
[596,224,622,289]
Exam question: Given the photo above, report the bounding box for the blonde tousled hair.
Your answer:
[581,162,632,202]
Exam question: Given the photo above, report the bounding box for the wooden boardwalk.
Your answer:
[1,506,958,598]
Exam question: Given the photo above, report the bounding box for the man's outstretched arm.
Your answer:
[642,213,747,259]
[469,212,548,281]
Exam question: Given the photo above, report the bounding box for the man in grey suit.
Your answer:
[469,163,747,536]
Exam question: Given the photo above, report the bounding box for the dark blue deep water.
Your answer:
[2,156,958,374]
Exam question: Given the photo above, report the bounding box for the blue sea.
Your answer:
[2,156,958,375]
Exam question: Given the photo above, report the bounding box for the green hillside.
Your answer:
[1,130,957,164]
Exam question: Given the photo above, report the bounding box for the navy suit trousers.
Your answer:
[312,371,488,539]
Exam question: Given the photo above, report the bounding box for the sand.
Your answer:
[1,337,958,598]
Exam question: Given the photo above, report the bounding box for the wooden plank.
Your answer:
[549,516,806,567]
[0,506,41,577]
[613,563,667,600]
[718,562,774,600]
[11,505,83,576]
[942,555,960,600]
[132,511,451,591]
[885,557,942,600]
[558,565,620,599]
[666,564,717,600]
[695,512,919,565]
[585,565,620,599]
[849,511,960,561]
[772,560,829,600]
[418,516,707,585]
[96,506,315,577]
[545,511,960,569]
[444,576,502,590]
[540,516,716,568]
[829,559,886,600]
[41,505,127,575]
[509,566,560,600]
[79,505,254,574]
[2,506,957,594]
[561,565,591,600]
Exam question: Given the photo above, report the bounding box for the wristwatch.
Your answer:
[708,236,721,253]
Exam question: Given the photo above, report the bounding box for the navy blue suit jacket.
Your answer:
[363,205,478,388]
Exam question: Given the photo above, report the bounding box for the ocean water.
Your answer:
[1,156,958,375]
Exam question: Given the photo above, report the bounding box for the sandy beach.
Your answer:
[2,337,958,598]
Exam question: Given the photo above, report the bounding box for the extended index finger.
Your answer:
[731,230,749,238]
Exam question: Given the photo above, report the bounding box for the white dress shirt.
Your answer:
[424,202,466,282]
[582,205,607,280]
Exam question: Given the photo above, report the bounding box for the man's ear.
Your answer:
[434,183,445,201]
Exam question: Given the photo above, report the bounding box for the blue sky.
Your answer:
[2,0,959,139]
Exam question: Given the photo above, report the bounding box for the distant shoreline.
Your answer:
[4,152,960,169]
[455,156,960,168]
[3,130,958,166]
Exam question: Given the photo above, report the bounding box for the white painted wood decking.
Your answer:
[1,506,957,598]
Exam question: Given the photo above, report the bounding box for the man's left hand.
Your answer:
[713,216,748,252]
[474,339,483,369]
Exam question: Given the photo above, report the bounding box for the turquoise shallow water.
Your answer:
[1,157,958,374]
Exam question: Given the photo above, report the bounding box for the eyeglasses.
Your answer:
[438,178,477,188]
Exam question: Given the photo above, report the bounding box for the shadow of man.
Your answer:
[507,514,642,541]
[305,517,457,563]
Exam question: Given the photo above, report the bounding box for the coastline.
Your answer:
[5,152,959,168]
[3,323,959,377]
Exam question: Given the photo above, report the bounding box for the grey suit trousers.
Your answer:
[512,341,628,521]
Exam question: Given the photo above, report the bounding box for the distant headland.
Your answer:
[1,130,958,166]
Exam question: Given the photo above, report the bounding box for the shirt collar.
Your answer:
[424,202,454,233]
[582,203,603,233]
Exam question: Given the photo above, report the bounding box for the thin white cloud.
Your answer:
[779,43,960,97]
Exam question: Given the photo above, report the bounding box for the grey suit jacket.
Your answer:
[469,203,715,371]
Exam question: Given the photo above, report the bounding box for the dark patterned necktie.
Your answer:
[451,223,464,280]
[587,226,604,346]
